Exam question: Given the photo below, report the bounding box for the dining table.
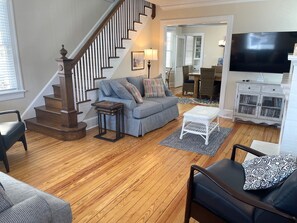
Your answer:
[189,72,222,98]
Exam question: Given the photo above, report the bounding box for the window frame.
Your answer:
[0,0,24,102]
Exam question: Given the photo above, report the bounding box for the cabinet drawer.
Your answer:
[238,84,261,92]
[261,85,283,94]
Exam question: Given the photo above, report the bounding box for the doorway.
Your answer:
[159,15,234,114]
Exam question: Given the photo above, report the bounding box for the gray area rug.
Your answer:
[160,127,232,156]
[178,97,219,107]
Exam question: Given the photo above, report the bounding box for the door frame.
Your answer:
[159,15,234,116]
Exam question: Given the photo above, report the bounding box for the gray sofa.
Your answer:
[0,172,72,223]
[98,75,179,137]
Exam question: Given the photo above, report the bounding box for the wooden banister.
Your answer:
[56,45,77,128]
[72,0,125,65]
[57,0,154,107]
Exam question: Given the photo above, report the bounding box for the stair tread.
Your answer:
[35,105,61,114]
[25,117,86,132]
[44,94,62,100]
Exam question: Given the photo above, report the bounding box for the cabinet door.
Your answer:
[259,95,284,120]
[236,93,260,117]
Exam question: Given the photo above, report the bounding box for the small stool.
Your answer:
[92,101,124,142]
[180,106,220,145]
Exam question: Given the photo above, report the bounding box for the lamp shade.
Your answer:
[144,49,158,61]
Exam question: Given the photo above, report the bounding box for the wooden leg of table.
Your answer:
[193,77,199,98]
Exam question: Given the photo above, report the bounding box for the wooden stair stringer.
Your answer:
[76,8,152,122]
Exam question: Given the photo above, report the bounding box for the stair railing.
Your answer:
[56,0,154,128]
[58,0,154,105]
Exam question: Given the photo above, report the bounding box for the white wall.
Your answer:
[181,25,227,68]
[0,0,114,113]
[152,0,297,111]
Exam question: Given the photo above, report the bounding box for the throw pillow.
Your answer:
[110,81,135,102]
[127,75,146,96]
[153,74,173,96]
[242,154,297,190]
[125,82,143,103]
[143,78,166,98]
[0,184,13,213]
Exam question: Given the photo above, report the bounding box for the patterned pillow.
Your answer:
[242,154,297,190]
[127,75,146,96]
[125,82,143,103]
[143,78,166,98]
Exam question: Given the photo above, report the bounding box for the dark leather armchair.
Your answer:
[0,110,27,172]
[185,144,297,223]
[182,65,194,95]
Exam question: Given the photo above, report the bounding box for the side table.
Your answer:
[91,101,124,142]
[180,106,220,145]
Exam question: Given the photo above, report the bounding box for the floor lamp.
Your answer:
[144,49,158,78]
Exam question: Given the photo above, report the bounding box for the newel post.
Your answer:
[56,45,78,128]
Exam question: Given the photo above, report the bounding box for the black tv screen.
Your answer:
[230,32,297,73]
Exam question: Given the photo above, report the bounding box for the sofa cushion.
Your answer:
[110,81,135,101]
[0,172,72,223]
[0,185,13,213]
[242,154,297,190]
[99,78,128,96]
[133,100,163,119]
[145,96,178,110]
[0,195,52,223]
[125,82,143,104]
[127,75,146,96]
[143,78,165,98]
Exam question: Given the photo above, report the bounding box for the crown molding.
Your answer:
[149,0,268,11]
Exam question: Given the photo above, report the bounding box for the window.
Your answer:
[0,0,24,101]
[165,31,174,68]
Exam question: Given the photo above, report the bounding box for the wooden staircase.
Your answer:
[25,83,87,141]
[25,0,154,141]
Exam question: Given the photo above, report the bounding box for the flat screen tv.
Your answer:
[230,31,297,73]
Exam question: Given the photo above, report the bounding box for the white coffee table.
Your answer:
[180,106,220,145]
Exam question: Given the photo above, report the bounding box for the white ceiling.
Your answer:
[147,0,268,10]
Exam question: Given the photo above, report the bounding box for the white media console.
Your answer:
[233,81,285,126]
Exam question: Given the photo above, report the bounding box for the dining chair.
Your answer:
[199,67,220,100]
[165,67,173,88]
[0,110,27,172]
[182,65,194,95]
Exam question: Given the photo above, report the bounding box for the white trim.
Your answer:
[21,0,119,120]
[156,0,268,11]
[84,116,98,130]
[0,89,25,101]
[159,15,234,112]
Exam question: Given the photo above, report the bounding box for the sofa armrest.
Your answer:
[0,195,52,223]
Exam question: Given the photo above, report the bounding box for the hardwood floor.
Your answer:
[4,103,280,223]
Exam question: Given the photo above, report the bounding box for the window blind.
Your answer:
[0,0,17,91]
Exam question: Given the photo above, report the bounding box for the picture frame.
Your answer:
[131,51,145,70]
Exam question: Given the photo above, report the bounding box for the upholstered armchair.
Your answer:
[185,144,297,223]
[0,110,27,172]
